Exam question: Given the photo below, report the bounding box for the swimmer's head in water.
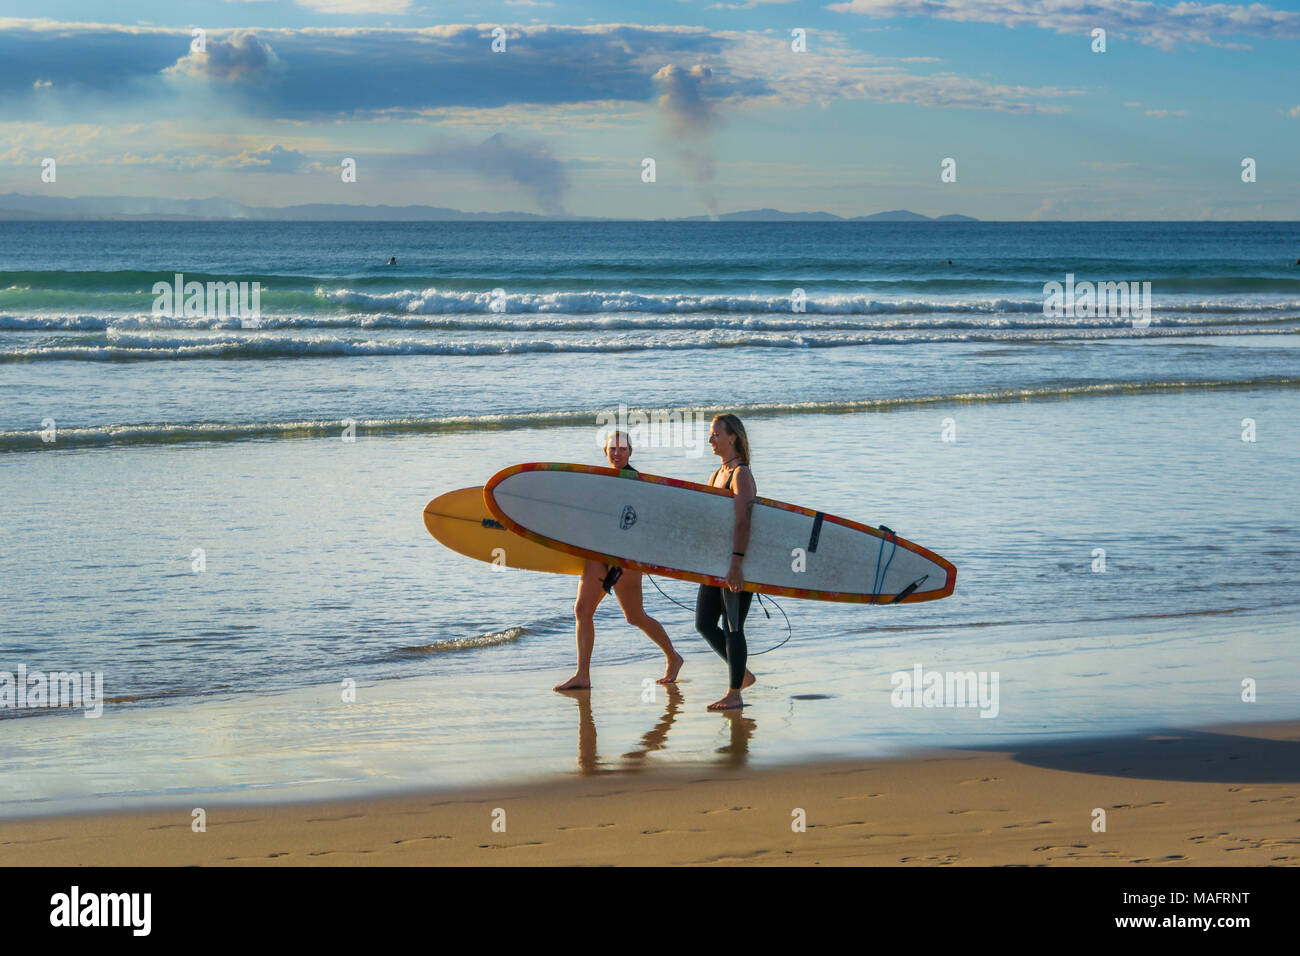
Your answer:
[603,430,632,469]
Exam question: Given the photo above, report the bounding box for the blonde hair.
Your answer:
[713,414,750,466]
[604,430,632,452]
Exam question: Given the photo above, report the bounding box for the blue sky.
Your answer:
[1,0,1298,219]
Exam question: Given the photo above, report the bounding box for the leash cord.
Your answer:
[646,575,792,655]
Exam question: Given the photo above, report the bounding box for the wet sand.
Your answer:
[3,718,1297,866]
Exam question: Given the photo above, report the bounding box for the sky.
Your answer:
[1,0,1298,219]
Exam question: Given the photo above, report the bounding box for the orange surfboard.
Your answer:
[423,486,587,575]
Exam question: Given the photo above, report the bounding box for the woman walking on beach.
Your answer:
[554,431,684,691]
[696,414,758,711]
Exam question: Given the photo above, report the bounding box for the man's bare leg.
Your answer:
[613,570,683,683]
[556,562,606,691]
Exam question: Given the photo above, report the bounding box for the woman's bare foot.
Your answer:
[554,674,591,691]
[707,690,744,711]
[741,670,756,690]
[657,652,684,684]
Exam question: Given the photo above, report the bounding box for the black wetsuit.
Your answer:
[601,463,637,593]
[695,465,753,689]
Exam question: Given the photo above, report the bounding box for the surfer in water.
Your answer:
[554,430,684,692]
[697,414,758,711]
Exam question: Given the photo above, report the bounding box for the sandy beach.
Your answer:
[3,717,1296,866]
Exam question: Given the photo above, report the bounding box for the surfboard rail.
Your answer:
[483,462,957,604]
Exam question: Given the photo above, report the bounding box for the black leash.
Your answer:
[750,592,792,655]
[646,575,792,655]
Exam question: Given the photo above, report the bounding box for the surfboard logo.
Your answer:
[620,505,637,530]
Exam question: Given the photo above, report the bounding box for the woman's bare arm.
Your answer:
[726,466,756,590]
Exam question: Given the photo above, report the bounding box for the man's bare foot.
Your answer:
[707,691,743,711]
[741,670,756,690]
[554,674,591,691]
[657,652,684,684]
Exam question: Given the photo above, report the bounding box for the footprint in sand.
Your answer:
[899,853,959,865]
[556,823,618,831]
[698,848,770,863]
[578,787,675,800]
[818,768,876,777]
[808,821,869,830]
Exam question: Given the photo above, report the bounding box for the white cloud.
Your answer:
[826,0,1300,50]
[718,28,1083,112]
[164,31,280,82]
[1,17,1085,122]
[216,144,314,173]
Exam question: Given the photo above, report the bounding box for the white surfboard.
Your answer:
[483,463,956,604]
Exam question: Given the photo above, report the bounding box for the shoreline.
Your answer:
[3,605,1299,825]
[3,716,1297,866]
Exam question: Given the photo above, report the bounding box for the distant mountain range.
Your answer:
[0,193,978,223]
[677,208,977,222]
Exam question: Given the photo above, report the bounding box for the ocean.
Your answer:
[2,220,1298,817]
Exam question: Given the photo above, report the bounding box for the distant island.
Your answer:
[0,193,978,223]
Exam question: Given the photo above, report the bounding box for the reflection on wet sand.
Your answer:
[621,682,683,764]
[714,710,757,767]
[556,683,757,773]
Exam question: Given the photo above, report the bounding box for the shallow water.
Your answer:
[1,221,1297,816]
